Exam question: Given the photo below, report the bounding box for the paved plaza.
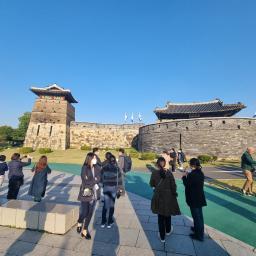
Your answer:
[0,170,255,256]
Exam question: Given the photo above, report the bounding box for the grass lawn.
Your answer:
[208,179,256,193]
[0,148,153,170]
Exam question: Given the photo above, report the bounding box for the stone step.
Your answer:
[0,200,79,235]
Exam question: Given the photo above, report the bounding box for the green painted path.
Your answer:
[41,163,256,247]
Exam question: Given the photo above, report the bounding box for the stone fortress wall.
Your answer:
[138,117,256,158]
[70,122,142,149]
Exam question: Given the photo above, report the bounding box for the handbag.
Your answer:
[83,187,93,197]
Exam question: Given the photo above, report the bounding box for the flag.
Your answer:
[138,113,142,122]
[253,112,256,118]
[131,113,134,123]
[124,113,128,122]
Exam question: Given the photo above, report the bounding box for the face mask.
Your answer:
[91,158,97,165]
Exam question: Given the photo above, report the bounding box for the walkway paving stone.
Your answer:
[0,170,255,256]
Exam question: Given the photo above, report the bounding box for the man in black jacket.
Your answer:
[182,158,207,241]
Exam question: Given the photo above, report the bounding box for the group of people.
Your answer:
[162,148,187,172]
[76,148,130,240]
[0,153,51,202]
[0,146,255,245]
[150,156,207,242]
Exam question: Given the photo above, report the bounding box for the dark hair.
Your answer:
[162,150,169,155]
[171,148,176,152]
[105,152,113,161]
[110,154,117,165]
[119,148,125,154]
[156,157,166,169]
[92,147,99,153]
[0,155,6,162]
[83,152,95,167]
[189,158,201,169]
[11,153,21,161]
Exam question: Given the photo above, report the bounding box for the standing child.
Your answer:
[0,155,8,187]
[182,158,207,241]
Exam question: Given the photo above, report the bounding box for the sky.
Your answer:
[0,0,256,127]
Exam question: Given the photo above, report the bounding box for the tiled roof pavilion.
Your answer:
[30,84,78,103]
[154,99,246,120]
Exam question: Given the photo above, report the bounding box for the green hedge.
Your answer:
[198,154,218,164]
[128,148,140,158]
[140,152,157,161]
[19,147,34,154]
[81,145,91,151]
[38,148,52,154]
[0,147,4,152]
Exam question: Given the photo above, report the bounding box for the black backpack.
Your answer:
[123,155,132,173]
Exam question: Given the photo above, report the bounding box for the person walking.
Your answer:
[182,158,207,242]
[101,154,123,228]
[28,155,51,202]
[241,147,256,196]
[7,153,32,200]
[150,157,180,243]
[169,148,177,172]
[177,149,186,171]
[77,152,101,240]
[0,155,8,187]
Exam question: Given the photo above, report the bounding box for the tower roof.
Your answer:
[30,84,78,103]
[154,99,246,120]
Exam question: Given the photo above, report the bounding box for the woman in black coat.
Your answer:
[182,158,207,241]
[77,152,101,240]
[150,157,181,243]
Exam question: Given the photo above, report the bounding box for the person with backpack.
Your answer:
[177,149,186,171]
[150,157,181,243]
[7,153,32,200]
[101,154,123,228]
[118,148,132,174]
[182,158,207,241]
[0,155,8,187]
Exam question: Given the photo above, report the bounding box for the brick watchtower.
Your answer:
[24,84,78,150]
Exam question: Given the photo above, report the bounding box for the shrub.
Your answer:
[0,147,4,152]
[198,155,212,164]
[128,148,140,158]
[38,148,52,154]
[140,152,157,161]
[81,145,91,151]
[19,147,34,154]
[212,156,218,162]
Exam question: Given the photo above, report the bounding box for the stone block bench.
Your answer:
[0,200,79,234]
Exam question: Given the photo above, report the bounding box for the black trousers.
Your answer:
[158,214,171,240]
[101,190,116,225]
[190,207,204,240]
[78,201,96,230]
[7,177,24,200]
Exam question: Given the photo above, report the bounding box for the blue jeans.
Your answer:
[101,186,117,225]
[190,207,204,240]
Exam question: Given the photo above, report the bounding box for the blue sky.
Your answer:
[0,0,255,127]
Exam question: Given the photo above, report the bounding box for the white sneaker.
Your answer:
[166,226,174,236]
[101,224,105,228]
[160,239,165,243]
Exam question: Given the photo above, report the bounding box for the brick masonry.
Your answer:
[138,117,256,158]
[70,122,142,149]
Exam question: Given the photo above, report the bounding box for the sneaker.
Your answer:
[107,222,114,229]
[160,239,165,243]
[189,233,204,242]
[166,225,174,236]
[241,189,246,195]
[101,224,106,228]
[247,193,253,197]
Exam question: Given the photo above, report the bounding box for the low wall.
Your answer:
[138,117,256,158]
[70,122,143,149]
